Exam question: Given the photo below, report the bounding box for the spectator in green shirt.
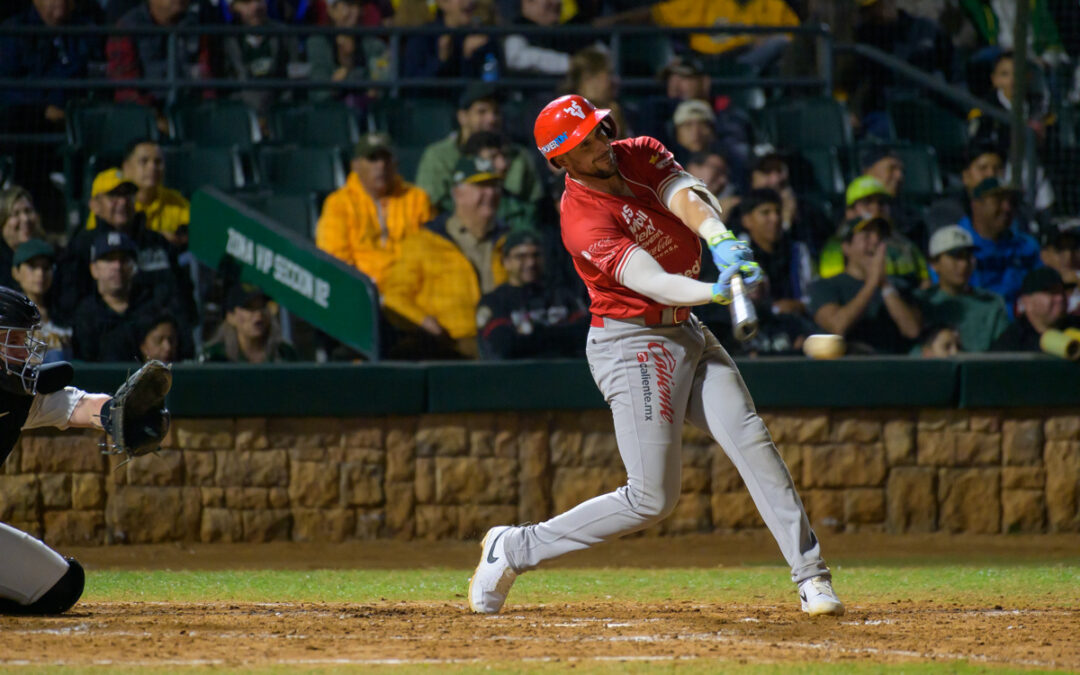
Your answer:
[415,83,543,215]
[916,224,1009,352]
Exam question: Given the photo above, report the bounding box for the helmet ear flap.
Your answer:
[599,115,617,140]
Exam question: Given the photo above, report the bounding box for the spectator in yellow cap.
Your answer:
[817,175,929,289]
[52,168,195,329]
[86,139,190,248]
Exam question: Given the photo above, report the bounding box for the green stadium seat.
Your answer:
[268,101,361,148]
[886,143,943,204]
[368,96,457,148]
[886,98,968,172]
[235,191,319,240]
[66,102,159,162]
[169,100,263,150]
[619,34,674,78]
[160,145,248,197]
[761,96,853,151]
[394,145,424,184]
[257,146,346,195]
[0,155,13,188]
[789,147,846,199]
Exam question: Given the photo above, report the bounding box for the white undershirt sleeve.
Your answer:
[618,248,715,306]
[23,387,86,431]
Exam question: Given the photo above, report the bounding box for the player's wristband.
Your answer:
[699,217,728,246]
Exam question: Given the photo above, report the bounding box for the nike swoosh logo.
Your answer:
[486,529,507,564]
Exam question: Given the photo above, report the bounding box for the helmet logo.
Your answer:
[540,132,569,155]
[564,101,586,119]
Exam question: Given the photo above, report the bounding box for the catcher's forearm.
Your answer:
[69,394,110,430]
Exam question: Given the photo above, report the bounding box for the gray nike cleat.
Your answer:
[468,525,518,614]
[799,575,845,616]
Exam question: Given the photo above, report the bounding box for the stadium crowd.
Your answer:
[2,0,1080,362]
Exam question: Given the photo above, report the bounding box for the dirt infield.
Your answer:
[2,600,1077,670]
[2,533,1078,671]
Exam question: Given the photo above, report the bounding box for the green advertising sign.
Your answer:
[190,188,380,358]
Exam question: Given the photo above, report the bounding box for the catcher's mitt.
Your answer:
[100,360,172,459]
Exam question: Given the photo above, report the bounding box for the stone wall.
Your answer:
[1,409,1078,546]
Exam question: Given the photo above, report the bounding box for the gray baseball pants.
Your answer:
[501,314,830,585]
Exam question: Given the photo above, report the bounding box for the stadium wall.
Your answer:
[1,405,1077,546]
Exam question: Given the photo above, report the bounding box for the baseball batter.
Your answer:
[0,287,171,615]
[468,95,844,617]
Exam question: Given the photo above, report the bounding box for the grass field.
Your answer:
[85,564,1079,607]
[0,552,1075,673]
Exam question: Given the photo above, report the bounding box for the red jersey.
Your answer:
[559,136,702,320]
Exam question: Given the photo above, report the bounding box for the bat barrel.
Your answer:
[729,274,758,342]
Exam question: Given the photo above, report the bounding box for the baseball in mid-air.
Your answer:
[803,334,846,360]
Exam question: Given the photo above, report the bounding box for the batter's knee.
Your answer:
[626,485,680,523]
[0,558,84,616]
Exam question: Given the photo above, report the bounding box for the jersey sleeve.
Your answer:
[23,387,86,431]
[620,136,698,211]
[562,204,640,282]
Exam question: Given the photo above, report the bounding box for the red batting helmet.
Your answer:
[533,95,617,164]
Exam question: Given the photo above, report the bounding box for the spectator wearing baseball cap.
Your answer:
[926,142,1005,232]
[315,132,433,290]
[1039,219,1080,315]
[201,284,298,363]
[415,82,543,215]
[818,175,929,290]
[915,225,1009,352]
[808,214,923,354]
[957,176,1041,315]
[669,99,717,164]
[55,167,194,328]
[991,267,1080,352]
[10,238,70,362]
[476,228,589,360]
[71,230,159,362]
[858,145,927,248]
[381,155,511,359]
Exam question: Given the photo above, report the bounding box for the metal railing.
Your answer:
[0,22,834,98]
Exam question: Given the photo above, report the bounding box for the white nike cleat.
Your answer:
[468,525,518,614]
[799,575,845,617]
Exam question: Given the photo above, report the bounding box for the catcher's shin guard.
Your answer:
[0,557,85,616]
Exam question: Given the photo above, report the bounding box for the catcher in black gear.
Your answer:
[0,286,171,616]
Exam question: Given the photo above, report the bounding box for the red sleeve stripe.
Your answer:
[614,244,640,282]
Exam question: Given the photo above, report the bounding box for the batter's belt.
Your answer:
[590,306,691,328]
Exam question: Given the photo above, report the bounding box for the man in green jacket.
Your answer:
[415,83,543,214]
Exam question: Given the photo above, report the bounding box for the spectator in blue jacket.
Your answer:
[957,177,1041,316]
[0,0,102,133]
[402,0,500,79]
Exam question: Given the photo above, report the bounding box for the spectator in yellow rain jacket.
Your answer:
[381,156,508,359]
[87,139,189,246]
[316,132,434,288]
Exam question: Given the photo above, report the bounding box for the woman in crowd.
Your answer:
[0,187,46,288]
[200,284,298,363]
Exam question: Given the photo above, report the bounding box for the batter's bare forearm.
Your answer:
[668,187,728,239]
[69,394,110,430]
